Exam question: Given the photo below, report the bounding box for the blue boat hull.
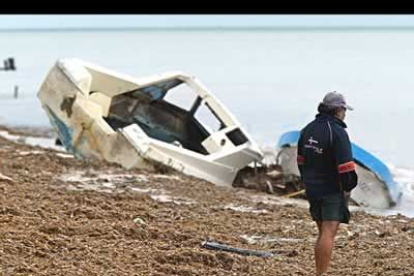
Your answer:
[277,131,401,208]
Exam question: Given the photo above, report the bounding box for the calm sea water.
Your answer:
[1,28,414,216]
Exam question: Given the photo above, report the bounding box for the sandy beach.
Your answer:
[1,125,414,276]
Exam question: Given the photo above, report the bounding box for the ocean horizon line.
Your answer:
[2,26,414,32]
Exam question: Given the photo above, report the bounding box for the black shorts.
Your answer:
[308,192,350,224]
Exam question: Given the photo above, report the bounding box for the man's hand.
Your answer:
[343,191,351,199]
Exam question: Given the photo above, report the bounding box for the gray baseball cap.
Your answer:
[322,91,354,111]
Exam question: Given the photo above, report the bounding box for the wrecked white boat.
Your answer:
[38,58,263,186]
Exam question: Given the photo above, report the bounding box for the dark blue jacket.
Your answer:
[297,113,358,198]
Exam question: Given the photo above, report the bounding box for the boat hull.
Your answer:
[276,131,401,209]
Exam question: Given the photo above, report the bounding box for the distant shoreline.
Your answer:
[2,26,414,33]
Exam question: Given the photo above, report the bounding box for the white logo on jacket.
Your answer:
[305,137,323,154]
[308,137,318,145]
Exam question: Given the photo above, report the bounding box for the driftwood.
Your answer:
[233,165,306,198]
[201,241,274,258]
[282,189,305,198]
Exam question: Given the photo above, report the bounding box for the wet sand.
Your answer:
[1,126,414,275]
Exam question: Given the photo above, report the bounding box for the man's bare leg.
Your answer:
[315,221,340,276]
[316,221,323,238]
[315,221,323,273]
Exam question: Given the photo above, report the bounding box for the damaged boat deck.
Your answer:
[38,58,263,187]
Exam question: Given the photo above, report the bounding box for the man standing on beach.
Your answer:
[297,91,358,276]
